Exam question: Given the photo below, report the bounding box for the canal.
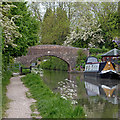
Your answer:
[37,69,119,118]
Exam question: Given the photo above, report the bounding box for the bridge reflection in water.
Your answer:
[38,69,119,118]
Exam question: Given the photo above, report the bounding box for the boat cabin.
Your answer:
[86,56,98,63]
[101,48,120,72]
[101,48,120,62]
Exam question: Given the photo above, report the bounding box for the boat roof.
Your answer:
[101,48,120,57]
[86,56,98,63]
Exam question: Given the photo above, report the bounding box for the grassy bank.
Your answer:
[2,70,12,117]
[21,73,85,118]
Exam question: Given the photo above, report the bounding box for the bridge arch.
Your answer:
[29,55,71,71]
[16,45,89,72]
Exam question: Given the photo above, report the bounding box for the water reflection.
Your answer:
[36,69,119,118]
[84,75,119,105]
[77,74,119,118]
[85,81,100,96]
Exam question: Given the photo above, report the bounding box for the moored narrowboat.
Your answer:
[84,56,120,79]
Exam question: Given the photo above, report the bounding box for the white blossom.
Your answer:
[63,3,104,47]
[0,2,22,49]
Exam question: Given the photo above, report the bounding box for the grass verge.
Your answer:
[21,73,85,118]
[2,70,12,117]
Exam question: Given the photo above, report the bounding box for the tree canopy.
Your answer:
[2,2,40,68]
[41,7,70,45]
[64,2,119,49]
[2,1,120,69]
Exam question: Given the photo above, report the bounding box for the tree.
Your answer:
[64,2,103,48]
[2,2,40,68]
[41,6,70,45]
[41,8,56,44]
[64,2,119,49]
[112,37,120,49]
[30,2,42,22]
[9,2,40,57]
[1,2,21,68]
[89,2,119,48]
[53,7,70,45]
[1,2,21,49]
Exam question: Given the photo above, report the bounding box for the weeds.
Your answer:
[30,103,36,112]
[26,91,32,98]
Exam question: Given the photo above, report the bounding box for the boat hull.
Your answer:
[84,71,120,79]
[99,71,120,79]
[84,71,100,77]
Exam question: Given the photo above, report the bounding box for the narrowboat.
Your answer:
[84,56,120,79]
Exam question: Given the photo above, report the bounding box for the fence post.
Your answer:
[20,67,22,75]
[30,66,32,73]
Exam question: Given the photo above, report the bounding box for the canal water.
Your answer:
[38,69,120,118]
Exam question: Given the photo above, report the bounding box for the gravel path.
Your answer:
[5,76,36,118]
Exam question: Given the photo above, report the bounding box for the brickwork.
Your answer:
[16,45,89,72]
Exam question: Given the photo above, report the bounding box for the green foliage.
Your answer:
[40,57,68,71]
[41,8,56,44]
[54,7,70,45]
[89,47,109,54]
[9,2,40,57]
[94,2,119,48]
[77,49,87,61]
[96,54,102,61]
[72,38,89,48]
[2,2,40,69]
[76,49,87,70]
[2,70,12,117]
[5,63,20,73]
[118,60,120,65]
[21,73,85,118]
[65,2,119,49]
[41,7,70,45]
[1,2,21,49]
[89,47,110,62]
[64,2,104,48]
[22,69,31,75]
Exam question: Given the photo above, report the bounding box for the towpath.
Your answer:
[5,75,39,118]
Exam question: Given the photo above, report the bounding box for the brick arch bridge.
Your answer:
[16,45,89,72]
